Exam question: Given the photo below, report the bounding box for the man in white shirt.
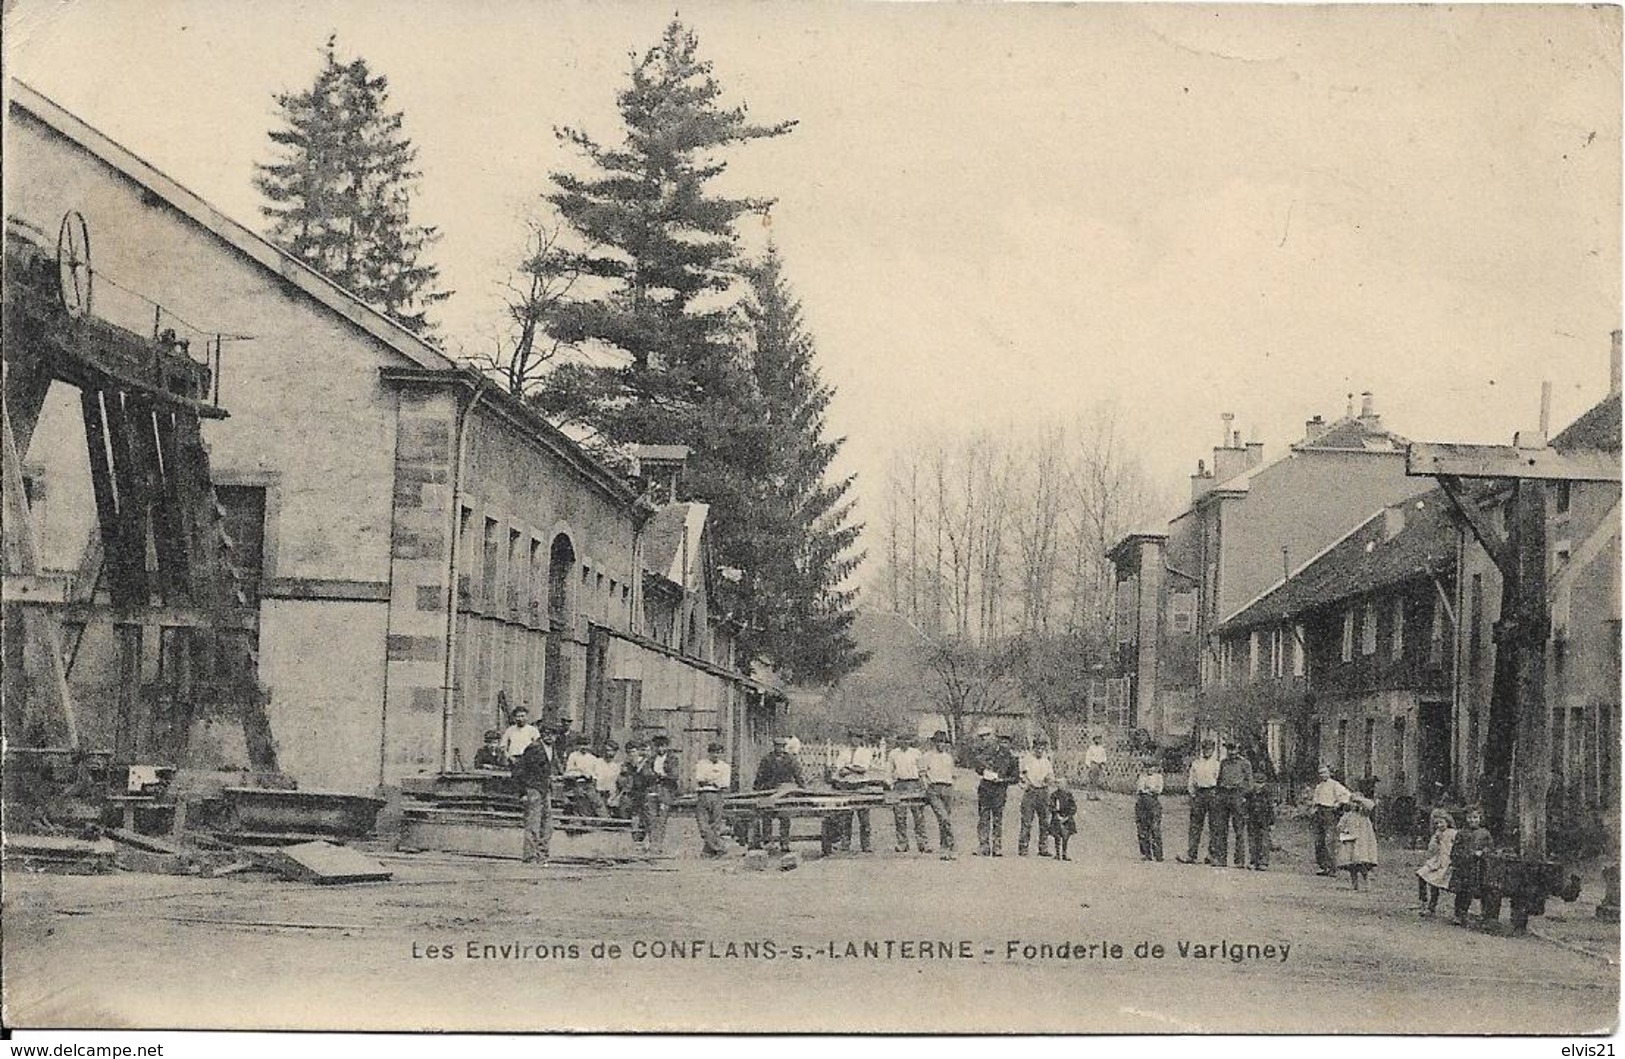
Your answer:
[564,737,606,817]
[499,707,540,764]
[597,741,623,813]
[1017,737,1057,857]
[1176,738,1222,864]
[831,730,879,853]
[694,741,731,857]
[1311,763,1353,876]
[886,733,930,853]
[1084,734,1110,801]
[920,730,958,860]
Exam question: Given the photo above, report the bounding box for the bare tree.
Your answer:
[465,218,585,398]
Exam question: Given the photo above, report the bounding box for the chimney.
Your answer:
[1213,435,1250,484]
[1345,393,1355,419]
[1358,391,1377,423]
[1303,415,1327,443]
[1220,412,1236,448]
[1611,330,1621,396]
[628,444,691,505]
[1245,438,1264,469]
[1190,458,1213,503]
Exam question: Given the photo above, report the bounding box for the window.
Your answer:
[507,529,523,613]
[1341,610,1355,662]
[1169,592,1196,634]
[1391,597,1405,661]
[1394,715,1407,783]
[1292,624,1306,677]
[1428,601,1444,665]
[457,506,476,602]
[213,485,268,602]
[1364,717,1376,778]
[1248,631,1260,678]
[528,538,543,619]
[1336,718,1349,777]
[481,517,500,607]
[1360,602,1377,656]
[1555,480,1572,514]
[1270,627,1285,678]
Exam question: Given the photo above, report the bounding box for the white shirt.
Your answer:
[500,724,540,760]
[887,746,923,782]
[1313,778,1352,807]
[1085,744,1109,767]
[1019,753,1055,789]
[1136,771,1165,796]
[921,748,957,785]
[695,758,731,791]
[596,758,621,794]
[565,750,601,778]
[838,746,876,772]
[1188,755,1221,792]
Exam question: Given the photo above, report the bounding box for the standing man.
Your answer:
[645,734,680,852]
[1176,738,1222,864]
[970,727,1019,857]
[597,740,623,816]
[1246,769,1275,871]
[512,732,554,864]
[694,741,731,857]
[886,733,931,854]
[621,741,649,840]
[1017,736,1056,856]
[499,706,540,765]
[752,735,806,852]
[1311,763,1352,876]
[564,736,606,818]
[1134,755,1165,861]
[830,729,879,853]
[1215,740,1254,868]
[922,730,957,860]
[1084,734,1109,801]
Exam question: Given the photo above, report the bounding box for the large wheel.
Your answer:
[56,210,92,319]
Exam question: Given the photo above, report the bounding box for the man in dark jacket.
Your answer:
[751,735,806,852]
[1214,741,1254,867]
[512,737,554,864]
[970,727,1019,856]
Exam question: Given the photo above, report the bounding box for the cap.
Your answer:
[772,735,790,746]
[651,734,671,745]
[975,725,994,737]
[1033,737,1050,747]
[931,730,950,742]
[604,740,620,751]
[707,741,726,752]
[482,729,501,741]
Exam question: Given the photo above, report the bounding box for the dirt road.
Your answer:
[4,783,1617,1033]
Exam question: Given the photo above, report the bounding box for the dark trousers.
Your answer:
[1213,788,1247,865]
[977,783,1009,854]
[749,811,792,850]
[645,789,673,851]
[695,790,726,854]
[1136,793,1163,860]
[1313,805,1340,871]
[838,809,873,851]
[522,788,552,863]
[893,780,930,851]
[926,784,955,851]
[1247,818,1270,867]
[1018,788,1052,854]
[1187,787,1217,860]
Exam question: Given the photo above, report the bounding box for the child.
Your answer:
[1335,794,1379,890]
[1245,776,1275,871]
[1134,757,1164,861]
[1415,808,1456,915]
[1047,786,1078,861]
[472,729,506,770]
[1450,807,1494,926]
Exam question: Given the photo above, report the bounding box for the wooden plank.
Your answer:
[1408,442,1620,483]
[1436,475,1515,579]
[266,841,392,884]
[108,827,185,855]
[2,573,72,604]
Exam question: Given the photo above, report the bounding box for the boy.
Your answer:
[1047,785,1078,861]
[1450,807,1494,926]
[1134,756,1164,861]
[1246,773,1274,871]
[694,741,732,857]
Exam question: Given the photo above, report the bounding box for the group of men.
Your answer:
[746,731,960,858]
[484,705,683,864]
[964,726,1081,858]
[1177,736,1275,870]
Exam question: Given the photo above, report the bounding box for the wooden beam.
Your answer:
[1435,475,1516,579]
[2,573,72,604]
[1408,442,1620,483]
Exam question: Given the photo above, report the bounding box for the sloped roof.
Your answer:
[1217,488,1456,633]
[1552,392,1622,454]
[643,502,710,587]
[9,80,455,373]
[1292,414,1410,453]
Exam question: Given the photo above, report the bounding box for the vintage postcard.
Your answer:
[1,0,1619,1040]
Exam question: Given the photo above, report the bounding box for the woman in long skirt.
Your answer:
[1335,794,1379,890]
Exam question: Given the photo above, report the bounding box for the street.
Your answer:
[4,776,1617,1034]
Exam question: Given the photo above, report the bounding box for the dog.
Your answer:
[1047,786,1078,861]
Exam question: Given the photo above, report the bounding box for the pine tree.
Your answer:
[724,248,866,684]
[533,18,795,444]
[254,37,449,335]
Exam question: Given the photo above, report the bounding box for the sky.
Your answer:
[6,1,1621,559]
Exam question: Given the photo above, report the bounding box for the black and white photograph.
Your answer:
[1,0,1620,1044]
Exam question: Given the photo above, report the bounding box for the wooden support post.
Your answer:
[1512,480,1551,857]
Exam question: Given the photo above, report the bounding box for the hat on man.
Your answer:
[772,735,790,746]
[975,725,995,737]
[707,741,726,753]
[1201,736,1217,748]
[931,730,950,743]
[651,734,671,746]
[997,732,1014,742]
[482,729,501,742]
[1033,736,1050,747]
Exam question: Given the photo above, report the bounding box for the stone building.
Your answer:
[5,82,781,795]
